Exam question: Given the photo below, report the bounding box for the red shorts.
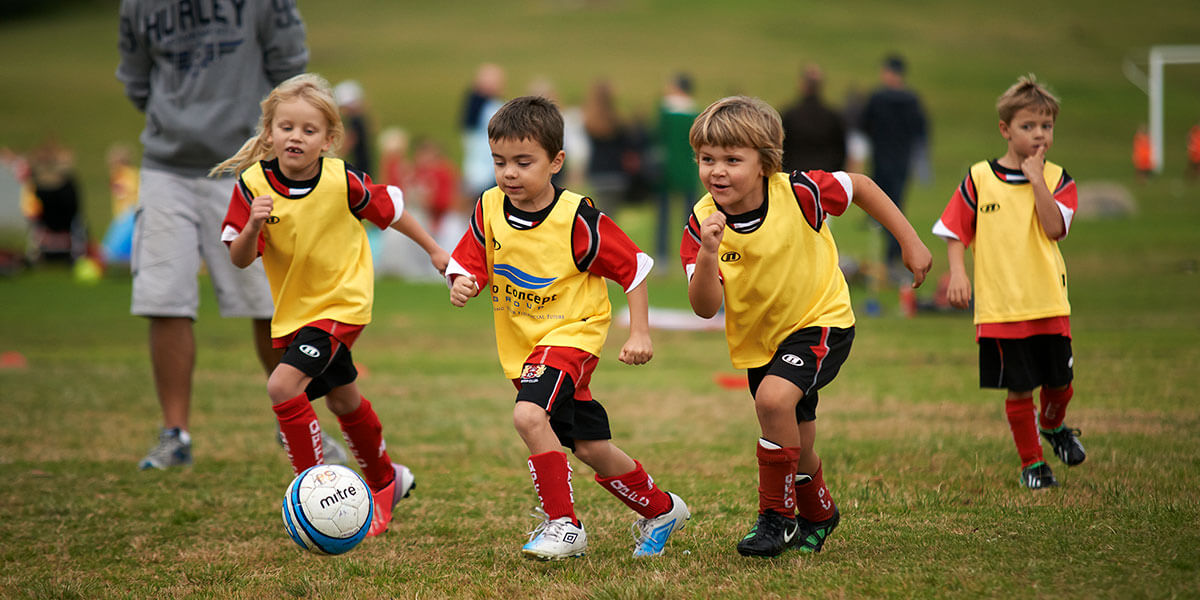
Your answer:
[510,345,598,401]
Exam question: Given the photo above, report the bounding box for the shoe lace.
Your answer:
[526,507,561,542]
[144,431,181,464]
[631,516,656,547]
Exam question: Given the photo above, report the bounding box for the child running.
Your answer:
[932,75,1086,490]
[446,96,689,560]
[681,96,931,557]
[212,73,449,536]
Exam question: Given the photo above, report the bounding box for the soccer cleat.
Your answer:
[1041,425,1086,466]
[522,507,587,561]
[793,507,840,553]
[365,463,416,537]
[275,428,349,466]
[736,511,798,558]
[138,427,192,470]
[631,492,690,557]
[1020,461,1059,490]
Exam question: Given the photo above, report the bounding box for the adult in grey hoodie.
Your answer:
[117,0,344,470]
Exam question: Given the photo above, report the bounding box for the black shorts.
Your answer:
[279,327,358,400]
[515,363,611,450]
[979,334,1073,392]
[747,326,854,422]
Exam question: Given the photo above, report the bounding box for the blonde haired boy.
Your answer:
[932,75,1086,490]
[682,96,931,557]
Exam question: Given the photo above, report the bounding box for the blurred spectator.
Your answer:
[412,137,461,236]
[101,142,138,264]
[582,78,630,214]
[378,127,411,190]
[529,76,589,190]
[842,83,869,173]
[460,63,506,199]
[654,72,699,263]
[863,53,928,276]
[1132,124,1153,183]
[1189,122,1200,180]
[335,79,374,175]
[781,63,846,173]
[22,138,87,264]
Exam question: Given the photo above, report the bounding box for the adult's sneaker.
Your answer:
[366,463,416,537]
[794,507,840,553]
[275,428,349,466]
[138,427,192,470]
[1040,425,1086,466]
[736,511,798,558]
[522,507,587,561]
[1020,461,1059,490]
[631,492,690,557]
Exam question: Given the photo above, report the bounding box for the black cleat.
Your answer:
[736,511,798,557]
[1020,461,1059,490]
[1041,425,1086,466]
[794,507,840,553]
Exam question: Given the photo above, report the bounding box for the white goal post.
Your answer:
[1126,45,1200,173]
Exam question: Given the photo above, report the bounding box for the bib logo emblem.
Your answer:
[721,251,741,262]
[266,216,281,224]
[781,353,804,367]
[299,344,320,358]
[980,203,1000,213]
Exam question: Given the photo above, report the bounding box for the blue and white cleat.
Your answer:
[522,507,587,560]
[631,492,690,557]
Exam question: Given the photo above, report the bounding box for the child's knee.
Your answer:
[512,401,549,435]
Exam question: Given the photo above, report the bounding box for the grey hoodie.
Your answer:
[117,0,308,177]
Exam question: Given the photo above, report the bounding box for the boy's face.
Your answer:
[696,144,766,213]
[268,97,332,180]
[1000,107,1055,160]
[490,136,564,210]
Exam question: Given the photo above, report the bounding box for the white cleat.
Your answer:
[632,492,690,557]
[521,507,587,561]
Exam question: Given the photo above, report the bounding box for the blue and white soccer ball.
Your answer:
[282,464,374,555]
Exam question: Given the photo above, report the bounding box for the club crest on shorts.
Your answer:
[521,363,547,382]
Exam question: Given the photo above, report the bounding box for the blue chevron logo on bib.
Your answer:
[494,264,557,290]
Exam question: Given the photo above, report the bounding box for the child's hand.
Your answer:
[903,242,933,288]
[946,270,972,309]
[449,274,479,307]
[699,211,726,253]
[429,247,450,275]
[1021,145,1046,182]
[248,195,274,230]
[618,330,653,365]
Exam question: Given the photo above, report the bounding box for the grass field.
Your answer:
[2,1,1200,599]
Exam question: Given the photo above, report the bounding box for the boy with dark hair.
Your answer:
[933,75,1086,490]
[682,96,931,557]
[447,96,689,560]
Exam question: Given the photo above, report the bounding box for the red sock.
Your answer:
[336,396,394,491]
[795,462,836,522]
[1038,384,1074,431]
[594,460,672,519]
[273,393,323,475]
[528,451,577,524]
[1005,396,1043,467]
[757,440,799,516]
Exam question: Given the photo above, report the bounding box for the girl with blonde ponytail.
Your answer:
[217,73,449,538]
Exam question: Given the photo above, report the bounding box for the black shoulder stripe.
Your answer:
[347,169,370,213]
[574,201,602,272]
[237,178,255,207]
[469,200,486,246]
[1054,171,1074,194]
[685,214,702,244]
[790,172,823,232]
[960,170,977,211]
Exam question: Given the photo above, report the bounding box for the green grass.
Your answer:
[2,1,1200,598]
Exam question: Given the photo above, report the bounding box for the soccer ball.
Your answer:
[282,464,374,555]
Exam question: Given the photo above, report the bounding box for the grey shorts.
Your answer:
[130,168,273,320]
